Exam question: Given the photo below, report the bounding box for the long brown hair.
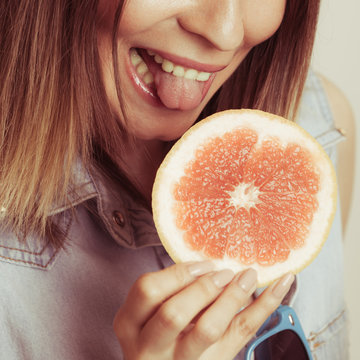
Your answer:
[0,0,320,245]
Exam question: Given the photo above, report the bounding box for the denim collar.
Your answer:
[55,160,161,250]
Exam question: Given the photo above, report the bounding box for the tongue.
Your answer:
[138,49,208,111]
[154,71,204,111]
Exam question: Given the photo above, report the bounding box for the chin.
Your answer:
[130,127,190,142]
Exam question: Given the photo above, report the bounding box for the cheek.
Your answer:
[116,0,179,36]
[243,0,287,46]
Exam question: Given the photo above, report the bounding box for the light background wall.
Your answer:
[312,0,359,358]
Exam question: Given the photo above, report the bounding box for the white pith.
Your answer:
[130,48,212,84]
[152,110,337,286]
[227,183,260,210]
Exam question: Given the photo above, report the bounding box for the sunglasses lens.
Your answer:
[254,329,309,359]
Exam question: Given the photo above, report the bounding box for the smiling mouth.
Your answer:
[129,48,218,111]
[131,48,213,83]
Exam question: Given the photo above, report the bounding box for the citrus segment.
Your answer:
[152,110,337,285]
[173,130,318,264]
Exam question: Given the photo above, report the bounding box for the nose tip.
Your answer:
[177,1,244,51]
[214,16,244,51]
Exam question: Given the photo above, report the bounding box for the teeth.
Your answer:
[143,72,154,84]
[184,69,198,80]
[161,59,174,73]
[131,48,212,84]
[173,65,185,77]
[136,62,148,76]
[154,54,163,64]
[130,49,142,66]
[197,72,211,81]
[161,58,211,81]
[130,48,154,85]
[145,48,212,81]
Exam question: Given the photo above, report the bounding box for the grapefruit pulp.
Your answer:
[152,110,337,285]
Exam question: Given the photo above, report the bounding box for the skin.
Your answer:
[96,0,298,358]
[97,0,286,141]
[114,264,294,360]
[96,0,286,201]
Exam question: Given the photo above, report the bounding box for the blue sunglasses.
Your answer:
[245,305,313,360]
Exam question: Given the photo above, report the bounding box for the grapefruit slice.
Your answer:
[152,109,337,285]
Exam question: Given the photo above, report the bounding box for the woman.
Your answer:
[0,0,354,359]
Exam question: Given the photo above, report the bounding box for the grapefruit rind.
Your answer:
[152,109,337,286]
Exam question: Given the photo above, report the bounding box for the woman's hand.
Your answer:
[113,261,294,360]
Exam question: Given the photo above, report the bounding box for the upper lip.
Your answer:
[143,48,228,73]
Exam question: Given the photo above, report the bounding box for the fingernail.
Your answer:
[237,268,258,292]
[211,269,235,288]
[187,261,215,277]
[272,273,295,298]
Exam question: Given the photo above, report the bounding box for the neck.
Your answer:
[113,138,171,203]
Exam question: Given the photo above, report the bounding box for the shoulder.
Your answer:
[316,73,356,233]
[317,74,355,134]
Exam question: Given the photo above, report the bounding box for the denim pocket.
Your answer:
[308,309,348,360]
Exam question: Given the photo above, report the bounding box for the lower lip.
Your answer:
[125,49,216,110]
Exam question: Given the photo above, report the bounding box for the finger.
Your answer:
[119,261,215,328]
[176,268,257,359]
[139,269,235,350]
[220,273,295,358]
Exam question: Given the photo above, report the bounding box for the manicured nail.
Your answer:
[211,269,235,288]
[272,273,295,298]
[237,268,258,292]
[187,261,215,277]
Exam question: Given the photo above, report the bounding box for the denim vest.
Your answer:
[0,71,347,359]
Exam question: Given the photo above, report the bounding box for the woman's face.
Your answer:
[97,0,286,141]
